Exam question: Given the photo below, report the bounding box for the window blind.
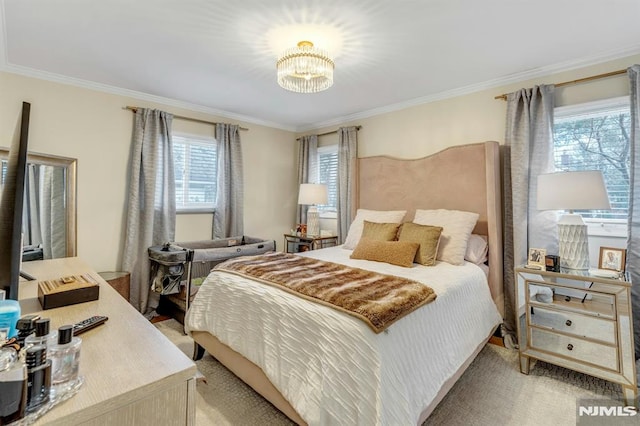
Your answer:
[553,106,630,220]
[173,135,217,211]
[318,146,338,213]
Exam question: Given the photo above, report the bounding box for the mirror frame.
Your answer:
[0,148,77,258]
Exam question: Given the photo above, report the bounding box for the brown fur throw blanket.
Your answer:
[214,252,437,333]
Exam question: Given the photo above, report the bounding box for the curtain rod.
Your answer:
[494,69,627,101]
[297,125,362,141]
[124,106,249,131]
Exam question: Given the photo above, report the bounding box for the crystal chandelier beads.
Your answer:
[277,41,334,93]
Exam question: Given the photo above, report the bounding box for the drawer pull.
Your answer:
[564,296,571,302]
[565,320,572,327]
[567,344,574,351]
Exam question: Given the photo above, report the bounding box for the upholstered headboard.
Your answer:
[355,141,504,317]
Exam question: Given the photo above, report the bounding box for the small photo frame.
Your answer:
[598,247,626,272]
[545,254,560,272]
[528,248,546,268]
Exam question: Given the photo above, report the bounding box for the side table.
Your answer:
[515,266,637,407]
[284,234,338,253]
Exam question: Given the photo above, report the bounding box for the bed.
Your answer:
[185,141,504,425]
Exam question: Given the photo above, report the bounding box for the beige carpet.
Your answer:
[155,319,635,426]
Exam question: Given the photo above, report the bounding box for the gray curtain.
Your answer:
[40,165,66,258]
[122,108,176,314]
[503,85,557,345]
[213,123,243,238]
[23,164,66,258]
[337,126,358,244]
[627,65,640,358]
[296,135,318,226]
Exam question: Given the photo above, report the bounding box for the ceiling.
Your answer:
[2,0,640,132]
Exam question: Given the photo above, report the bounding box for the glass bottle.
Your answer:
[24,318,57,353]
[49,325,81,397]
[0,347,27,423]
[25,345,51,413]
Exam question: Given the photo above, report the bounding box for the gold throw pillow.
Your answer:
[397,222,443,266]
[360,220,401,242]
[350,238,419,267]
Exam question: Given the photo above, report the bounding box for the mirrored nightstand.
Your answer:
[284,234,338,253]
[515,266,637,407]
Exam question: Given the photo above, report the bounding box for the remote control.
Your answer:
[73,315,108,336]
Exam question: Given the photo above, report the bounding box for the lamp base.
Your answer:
[306,206,320,237]
[558,218,589,270]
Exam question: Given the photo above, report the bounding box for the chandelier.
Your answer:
[277,41,334,93]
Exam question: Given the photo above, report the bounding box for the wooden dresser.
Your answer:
[19,257,196,425]
[515,267,637,407]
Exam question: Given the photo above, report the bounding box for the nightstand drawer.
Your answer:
[530,328,618,371]
[529,306,616,344]
[526,282,616,319]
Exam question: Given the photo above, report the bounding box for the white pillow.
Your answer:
[342,209,407,250]
[465,234,488,265]
[413,209,479,265]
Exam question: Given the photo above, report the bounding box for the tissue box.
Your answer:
[38,274,99,310]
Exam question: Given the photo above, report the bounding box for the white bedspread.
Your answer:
[185,246,502,425]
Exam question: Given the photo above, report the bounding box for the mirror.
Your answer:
[0,148,77,260]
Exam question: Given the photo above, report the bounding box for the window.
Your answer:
[173,134,217,212]
[553,97,630,223]
[317,145,338,216]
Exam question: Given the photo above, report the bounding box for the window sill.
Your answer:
[319,212,337,220]
[585,220,627,238]
[177,208,215,215]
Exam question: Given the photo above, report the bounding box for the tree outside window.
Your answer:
[553,98,630,221]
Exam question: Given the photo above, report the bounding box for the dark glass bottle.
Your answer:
[25,345,51,413]
[15,314,40,349]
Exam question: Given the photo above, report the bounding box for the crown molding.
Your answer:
[299,44,640,132]
[0,63,298,132]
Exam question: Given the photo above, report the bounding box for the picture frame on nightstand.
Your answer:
[598,246,626,272]
[526,248,546,270]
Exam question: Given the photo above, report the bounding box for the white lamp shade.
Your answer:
[298,183,328,206]
[537,170,610,270]
[537,171,611,211]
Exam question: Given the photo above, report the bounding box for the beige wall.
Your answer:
[0,72,297,272]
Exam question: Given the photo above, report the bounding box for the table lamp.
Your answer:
[537,171,611,270]
[298,183,328,236]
